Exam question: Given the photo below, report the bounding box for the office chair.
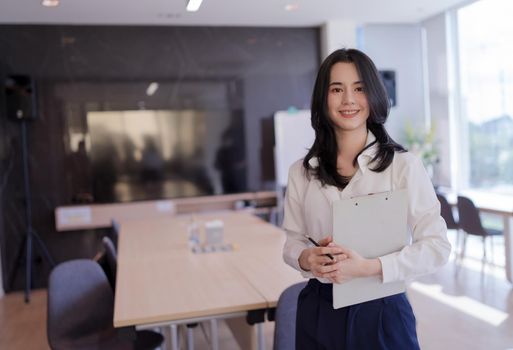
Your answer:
[47,259,163,350]
[273,281,307,350]
[111,219,120,249]
[436,193,461,257]
[102,236,118,291]
[457,195,502,268]
[436,193,459,230]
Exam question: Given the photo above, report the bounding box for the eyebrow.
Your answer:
[328,81,363,86]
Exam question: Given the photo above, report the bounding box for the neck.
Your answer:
[336,127,368,161]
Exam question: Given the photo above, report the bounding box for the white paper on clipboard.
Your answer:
[332,189,409,309]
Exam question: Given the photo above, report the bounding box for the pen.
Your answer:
[304,234,334,260]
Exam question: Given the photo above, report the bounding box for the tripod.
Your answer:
[8,120,55,303]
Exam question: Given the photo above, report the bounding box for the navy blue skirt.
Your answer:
[296,279,420,350]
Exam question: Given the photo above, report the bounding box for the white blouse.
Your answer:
[282,131,451,284]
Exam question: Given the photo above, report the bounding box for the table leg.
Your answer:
[170,324,179,350]
[210,319,219,350]
[256,323,265,350]
[187,326,194,350]
[162,326,171,350]
[504,216,513,283]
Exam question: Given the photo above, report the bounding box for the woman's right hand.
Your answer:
[298,235,347,280]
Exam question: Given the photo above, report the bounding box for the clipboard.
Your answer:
[332,189,409,309]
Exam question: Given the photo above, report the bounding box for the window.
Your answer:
[457,0,513,194]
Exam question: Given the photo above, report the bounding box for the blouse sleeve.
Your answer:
[282,162,314,278]
[379,155,452,283]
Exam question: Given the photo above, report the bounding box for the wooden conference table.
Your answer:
[443,190,513,283]
[113,211,304,350]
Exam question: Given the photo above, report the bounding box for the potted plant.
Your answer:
[404,122,439,180]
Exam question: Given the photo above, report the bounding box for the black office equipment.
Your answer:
[4,75,37,121]
[379,70,396,107]
[5,75,55,302]
[87,109,247,203]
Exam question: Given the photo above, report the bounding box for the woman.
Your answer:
[282,48,451,349]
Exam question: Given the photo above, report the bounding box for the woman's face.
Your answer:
[327,62,369,134]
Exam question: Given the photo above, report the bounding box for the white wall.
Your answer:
[320,20,357,59]
[360,24,427,143]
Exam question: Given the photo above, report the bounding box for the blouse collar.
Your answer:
[307,130,379,173]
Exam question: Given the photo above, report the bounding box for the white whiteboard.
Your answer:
[274,109,315,187]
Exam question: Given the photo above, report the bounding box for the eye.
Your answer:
[355,86,365,93]
[330,87,343,93]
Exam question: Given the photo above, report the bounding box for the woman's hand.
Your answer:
[299,237,383,284]
[298,236,348,279]
[322,242,383,284]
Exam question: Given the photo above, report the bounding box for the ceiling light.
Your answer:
[146,82,159,96]
[186,0,203,12]
[284,4,299,11]
[42,0,59,7]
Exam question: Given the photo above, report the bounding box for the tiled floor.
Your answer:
[1,229,512,349]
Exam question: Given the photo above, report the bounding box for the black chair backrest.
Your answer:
[111,219,120,249]
[102,236,118,291]
[436,193,458,229]
[47,260,115,349]
[457,195,487,237]
[273,282,307,350]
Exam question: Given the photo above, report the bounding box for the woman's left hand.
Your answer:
[321,242,382,284]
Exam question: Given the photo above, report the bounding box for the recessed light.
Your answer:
[186,0,203,12]
[146,82,159,96]
[42,0,59,7]
[284,3,299,11]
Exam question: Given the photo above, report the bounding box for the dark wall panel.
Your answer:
[0,25,319,291]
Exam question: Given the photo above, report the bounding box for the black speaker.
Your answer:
[4,75,37,121]
[379,70,396,107]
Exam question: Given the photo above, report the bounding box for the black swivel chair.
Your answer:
[272,282,307,350]
[47,259,163,350]
[457,195,503,268]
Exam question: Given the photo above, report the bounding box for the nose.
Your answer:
[341,90,355,105]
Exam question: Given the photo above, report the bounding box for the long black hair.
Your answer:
[303,48,405,189]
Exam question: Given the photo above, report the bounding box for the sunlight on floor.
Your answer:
[449,254,506,280]
[410,281,508,327]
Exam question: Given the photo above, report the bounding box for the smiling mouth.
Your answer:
[338,110,360,118]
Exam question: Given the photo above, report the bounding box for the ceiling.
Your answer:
[0,0,473,27]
